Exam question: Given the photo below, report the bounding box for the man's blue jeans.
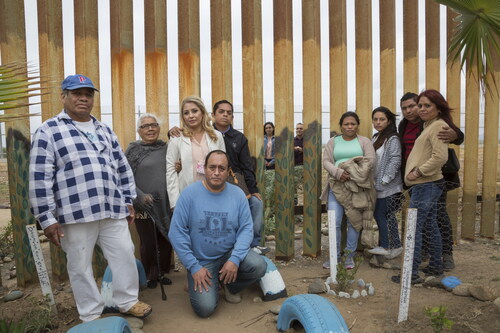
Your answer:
[187,250,266,318]
[409,181,443,277]
[249,195,264,247]
[328,190,359,259]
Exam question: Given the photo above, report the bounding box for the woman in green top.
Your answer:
[321,112,376,269]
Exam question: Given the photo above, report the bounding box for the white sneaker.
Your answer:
[385,247,403,259]
[368,247,390,256]
[223,284,242,304]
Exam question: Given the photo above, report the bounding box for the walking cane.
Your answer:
[145,208,167,301]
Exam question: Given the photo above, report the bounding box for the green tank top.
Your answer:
[333,136,363,167]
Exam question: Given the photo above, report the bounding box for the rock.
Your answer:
[452,283,472,297]
[127,317,144,329]
[266,235,276,242]
[4,290,23,302]
[321,228,329,235]
[39,235,48,243]
[357,279,365,288]
[369,256,380,267]
[327,290,336,296]
[294,233,301,240]
[326,276,335,285]
[9,265,16,271]
[8,271,16,279]
[269,305,281,315]
[324,283,330,292]
[253,296,263,303]
[56,285,64,291]
[273,315,279,322]
[308,279,327,294]
[64,287,73,294]
[351,290,360,299]
[494,298,500,314]
[368,285,375,296]
[3,256,12,263]
[338,292,350,298]
[469,285,496,301]
[423,276,444,289]
[366,282,372,288]
[361,290,368,297]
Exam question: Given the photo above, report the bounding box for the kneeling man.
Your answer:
[168,150,267,318]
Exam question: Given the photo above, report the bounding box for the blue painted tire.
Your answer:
[67,316,131,333]
[277,294,349,333]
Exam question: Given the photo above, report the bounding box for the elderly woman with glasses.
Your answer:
[125,114,173,289]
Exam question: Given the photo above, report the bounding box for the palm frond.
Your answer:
[436,0,500,96]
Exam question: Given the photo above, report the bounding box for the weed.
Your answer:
[0,319,25,333]
[424,306,453,333]
[488,255,500,261]
[23,295,56,333]
[335,252,363,292]
[0,221,14,257]
[491,277,500,282]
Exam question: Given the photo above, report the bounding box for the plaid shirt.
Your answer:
[29,111,136,229]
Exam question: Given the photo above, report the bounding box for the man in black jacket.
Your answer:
[399,92,464,271]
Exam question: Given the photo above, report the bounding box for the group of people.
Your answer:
[28,74,462,323]
[321,91,462,285]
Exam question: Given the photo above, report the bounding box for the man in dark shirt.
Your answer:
[294,123,304,166]
[399,92,464,271]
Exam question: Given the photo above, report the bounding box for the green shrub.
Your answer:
[424,306,454,333]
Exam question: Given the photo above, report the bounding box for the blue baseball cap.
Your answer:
[61,74,99,91]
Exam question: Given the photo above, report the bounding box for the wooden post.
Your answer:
[355,0,373,137]
[211,0,233,103]
[0,0,37,287]
[425,0,440,90]
[461,67,480,240]
[301,0,322,257]
[403,0,418,94]
[445,8,461,243]
[379,0,396,111]
[481,51,500,238]
[241,0,265,193]
[145,0,169,141]
[178,0,201,99]
[74,0,101,120]
[273,0,295,260]
[329,0,347,134]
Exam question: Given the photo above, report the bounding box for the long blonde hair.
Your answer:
[180,96,218,142]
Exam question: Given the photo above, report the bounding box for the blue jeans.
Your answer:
[328,190,359,259]
[374,193,402,249]
[187,250,266,317]
[249,195,264,247]
[409,181,443,277]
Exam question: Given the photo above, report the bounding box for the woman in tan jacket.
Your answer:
[392,89,458,284]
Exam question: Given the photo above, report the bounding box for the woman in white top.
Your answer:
[166,96,225,209]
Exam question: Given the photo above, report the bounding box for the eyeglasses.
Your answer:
[139,122,159,129]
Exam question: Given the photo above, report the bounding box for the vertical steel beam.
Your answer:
[379,0,396,111]
[445,8,461,243]
[273,0,295,260]
[425,0,440,89]
[178,0,200,99]
[301,0,322,257]
[329,0,347,135]
[355,0,373,137]
[110,0,136,148]
[0,0,37,287]
[74,0,101,120]
[145,0,169,141]
[241,0,264,196]
[403,0,418,94]
[211,0,233,103]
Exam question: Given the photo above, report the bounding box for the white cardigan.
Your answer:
[166,131,225,208]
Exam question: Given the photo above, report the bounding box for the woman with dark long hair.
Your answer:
[263,122,275,169]
[369,107,403,259]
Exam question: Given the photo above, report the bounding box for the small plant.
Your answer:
[0,319,25,333]
[23,295,56,333]
[0,221,14,257]
[335,252,363,292]
[424,306,454,333]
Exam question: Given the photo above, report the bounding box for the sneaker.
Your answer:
[368,247,390,256]
[385,247,403,259]
[121,301,152,319]
[223,284,242,304]
[421,266,444,277]
[344,257,355,270]
[252,246,270,255]
[322,260,330,269]
[391,275,424,285]
[442,254,455,271]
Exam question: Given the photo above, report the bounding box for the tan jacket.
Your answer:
[405,118,448,187]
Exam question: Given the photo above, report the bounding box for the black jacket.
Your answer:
[215,125,259,194]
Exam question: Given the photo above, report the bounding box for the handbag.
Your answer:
[227,168,251,198]
[441,148,460,174]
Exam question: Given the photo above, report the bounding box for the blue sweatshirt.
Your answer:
[168,181,253,275]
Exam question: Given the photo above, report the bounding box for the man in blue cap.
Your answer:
[29,75,152,322]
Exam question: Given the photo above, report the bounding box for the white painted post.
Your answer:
[398,208,417,323]
[327,210,338,283]
[26,224,57,314]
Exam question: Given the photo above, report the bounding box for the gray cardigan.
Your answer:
[373,135,403,198]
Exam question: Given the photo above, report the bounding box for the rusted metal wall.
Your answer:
[211,0,233,104]
[178,0,200,99]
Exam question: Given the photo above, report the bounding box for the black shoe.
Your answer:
[421,266,444,277]
[391,275,425,285]
[147,280,158,289]
[442,254,455,271]
[159,276,172,285]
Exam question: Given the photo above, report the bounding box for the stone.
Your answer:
[321,228,329,235]
[351,290,360,299]
[368,285,375,296]
[3,290,23,302]
[127,317,144,329]
[366,282,373,288]
[469,285,496,301]
[338,292,350,298]
[56,285,64,291]
[423,276,444,289]
[273,315,279,323]
[357,279,365,288]
[266,235,276,242]
[8,271,16,279]
[64,287,73,294]
[294,233,301,240]
[452,283,472,297]
[361,290,368,297]
[39,235,48,243]
[253,296,263,303]
[308,279,327,294]
[3,256,12,263]
[493,298,500,314]
[269,305,281,315]
[9,265,15,271]
[327,290,336,296]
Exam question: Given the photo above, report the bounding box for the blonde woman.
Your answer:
[166,96,225,209]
